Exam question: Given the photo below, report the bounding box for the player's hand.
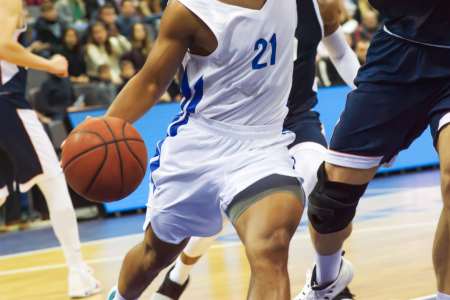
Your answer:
[47,55,69,78]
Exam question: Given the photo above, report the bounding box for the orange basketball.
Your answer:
[61,117,148,203]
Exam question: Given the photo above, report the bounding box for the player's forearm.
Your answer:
[0,41,52,73]
[322,27,360,89]
[106,74,163,123]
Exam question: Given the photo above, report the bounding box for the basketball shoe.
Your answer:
[294,257,354,300]
[68,265,101,298]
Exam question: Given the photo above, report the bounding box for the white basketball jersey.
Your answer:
[0,29,25,87]
[176,0,297,127]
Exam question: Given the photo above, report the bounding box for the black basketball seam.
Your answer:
[84,138,108,196]
[103,119,125,196]
[122,122,146,175]
[62,137,144,171]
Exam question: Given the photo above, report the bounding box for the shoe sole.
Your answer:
[69,284,102,299]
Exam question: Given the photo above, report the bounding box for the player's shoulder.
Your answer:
[158,0,204,39]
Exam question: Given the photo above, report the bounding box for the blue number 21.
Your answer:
[252,33,277,70]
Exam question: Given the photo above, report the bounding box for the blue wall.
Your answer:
[68,86,439,213]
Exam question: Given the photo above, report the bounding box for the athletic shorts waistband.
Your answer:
[188,114,285,140]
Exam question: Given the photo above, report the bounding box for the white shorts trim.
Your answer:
[326,149,383,169]
[16,109,62,192]
[438,112,450,132]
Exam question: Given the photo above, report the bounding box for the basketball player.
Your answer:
[296,1,450,299]
[0,0,100,297]
[152,0,360,299]
[105,0,305,299]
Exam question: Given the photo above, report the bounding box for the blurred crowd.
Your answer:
[20,0,379,121]
[0,0,380,231]
[22,0,181,123]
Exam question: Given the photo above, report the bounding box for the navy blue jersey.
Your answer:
[370,0,450,47]
[284,0,323,128]
[0,29,29,108]
[0,65,28,107]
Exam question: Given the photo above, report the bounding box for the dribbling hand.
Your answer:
[48,55,69,77]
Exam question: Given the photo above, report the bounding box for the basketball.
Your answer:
[61,117,148,203]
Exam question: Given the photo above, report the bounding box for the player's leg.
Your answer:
[435,127,450,295]
[296,78,434,299]
[432,110,450,297]
[225,171,303,300]
[111,130,225,300]
[154,229,223,299]
[14,109,100,297]
[110,224,188,300]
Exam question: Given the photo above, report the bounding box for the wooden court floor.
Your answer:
[0,182,443,300]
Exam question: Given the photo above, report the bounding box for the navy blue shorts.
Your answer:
[0,99,59,198]
[285,109,327,149]
[329,31,450,168]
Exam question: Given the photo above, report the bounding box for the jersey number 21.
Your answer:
[252,34,277,70]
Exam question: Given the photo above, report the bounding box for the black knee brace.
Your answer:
[308,163,368,234]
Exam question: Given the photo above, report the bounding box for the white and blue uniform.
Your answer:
[0,29,61,201]
[144,0,298,244]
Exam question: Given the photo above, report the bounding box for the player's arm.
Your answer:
[0,0,67,77]
[318,0,360,89]
[106,1,195,123]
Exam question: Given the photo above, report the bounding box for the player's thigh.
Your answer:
[431,94,450,207]
[329,82,432,172]
[233,187,303,262]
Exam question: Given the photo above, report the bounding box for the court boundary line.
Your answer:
[410,295,436,300]
[0,221,437,277]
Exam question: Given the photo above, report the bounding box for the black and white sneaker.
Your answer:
[152,266,190,300]
[294,257,354,300]
[333,287,355,300]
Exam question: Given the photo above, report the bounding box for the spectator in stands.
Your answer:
[59,28,89,84]
[85,22,131,85]
[121,22,152,70]
[117,0,140,39]
[33,2,67,56]
[97,4,121,37]
[118,59,136,92]
[84,0,119,20]
[139,0,162,16]
[54,0,87,30]
[86,64,117,106]
[26,0,45,5]
[356,38,370,64]
[353,10,379,43]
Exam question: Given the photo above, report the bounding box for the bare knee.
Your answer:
[246,228,293,273]
[441,168,450,210]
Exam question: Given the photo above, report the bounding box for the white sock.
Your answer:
[169,257,194,285]
[438,292,450,300]
[315,250,342,285]
[38,174,84,270]
[169,235,219,285]
[113,289,127,300]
